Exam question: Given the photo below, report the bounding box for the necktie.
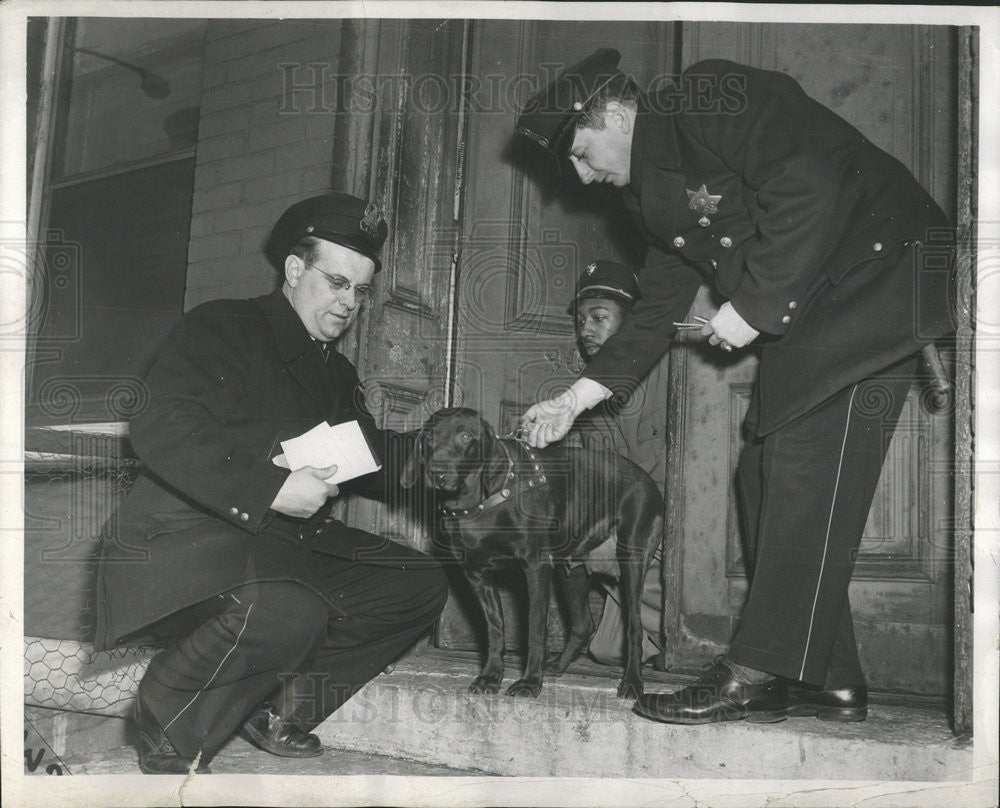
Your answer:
[319,342,330,362]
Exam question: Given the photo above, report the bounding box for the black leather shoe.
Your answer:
[134,695,211,774]
[240,704,323,758]
[632,661,789,725]
[785,682,868,722]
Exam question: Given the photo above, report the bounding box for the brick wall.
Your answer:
[185,20,347,309]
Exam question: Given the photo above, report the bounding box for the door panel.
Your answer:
[336,19,468,552]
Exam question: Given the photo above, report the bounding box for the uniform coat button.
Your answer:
[240,512,249,521]
[230,507,239,515]
[673,236,685,248]
[720,236,732,248]
[698,217,711,227]
[789,301,797,309]
[873,241,883,251]
[782,315,791,324]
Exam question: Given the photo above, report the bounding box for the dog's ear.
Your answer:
[480,423,508,494]
[400,429,426,489]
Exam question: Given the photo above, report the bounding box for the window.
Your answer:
[27,18,208,425]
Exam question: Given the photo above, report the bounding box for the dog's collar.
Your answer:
[440,438,547,521]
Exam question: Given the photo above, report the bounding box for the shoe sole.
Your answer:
[632,704,788,725]
[783,705,868,722]
[138,756,212,775]
[239,727,324,758]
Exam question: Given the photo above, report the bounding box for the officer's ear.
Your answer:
[604,100,632,135]
[284,254,305,287]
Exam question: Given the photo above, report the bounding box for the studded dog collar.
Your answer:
[439,438,548,522]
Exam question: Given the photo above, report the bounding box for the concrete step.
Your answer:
[24,650,973,782]
[315,652,973,781]
[58,738,485,777]
[25,706,485,777]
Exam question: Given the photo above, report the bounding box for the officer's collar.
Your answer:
[254,288,325,363]
[628,106,648,194]
[631,91,683,179]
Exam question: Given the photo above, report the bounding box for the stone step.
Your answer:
[24,706,485,777]
[315,652,973,781]
[23,643,973,783]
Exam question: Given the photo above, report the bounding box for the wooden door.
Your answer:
[437,19,677,651]
[666,23,958,696]
[334,19,469,550]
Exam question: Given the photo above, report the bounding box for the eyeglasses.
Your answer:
[306,263,373,302]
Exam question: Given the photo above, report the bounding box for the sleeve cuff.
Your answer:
[570,377,613,414]
[729,291,790,336]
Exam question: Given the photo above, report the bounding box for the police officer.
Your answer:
[95,193,448,771]
[568,260,666,666]
[516,50,953,724]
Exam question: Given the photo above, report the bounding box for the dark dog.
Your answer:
[401,407,663,699]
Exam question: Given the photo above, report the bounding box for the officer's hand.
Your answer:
[521,395,577,448]
[270,465,339,518]
[702,302,759,351]
[520,379,608,449]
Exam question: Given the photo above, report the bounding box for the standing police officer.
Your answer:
[95,193,448,771]
[516,50,954,724]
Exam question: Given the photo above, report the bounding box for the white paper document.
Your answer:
[277,420,381,484]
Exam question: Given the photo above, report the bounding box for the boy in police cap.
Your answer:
[516,50,954,724]
[95,192,447,772]
[568,260,667,667]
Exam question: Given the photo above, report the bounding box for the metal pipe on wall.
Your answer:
[25,17,66,403]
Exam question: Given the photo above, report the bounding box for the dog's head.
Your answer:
[401,407,509,499]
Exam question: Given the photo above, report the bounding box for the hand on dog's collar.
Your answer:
[440,439,547,521]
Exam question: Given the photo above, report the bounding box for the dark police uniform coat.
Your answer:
[95,288,418,650]
[582,59,954,433]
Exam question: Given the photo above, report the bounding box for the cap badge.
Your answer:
[360,203,383,237]
[586,263,596,275]
[686,184,722,216]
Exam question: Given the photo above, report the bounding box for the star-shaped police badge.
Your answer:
[686,185,722,216]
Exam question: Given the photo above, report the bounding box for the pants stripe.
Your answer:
[162,603,254,733]
[799,385,856,681]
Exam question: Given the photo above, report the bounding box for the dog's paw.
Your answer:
[617,679,644,700]
[468,675,501,694]
[505,679,542,698]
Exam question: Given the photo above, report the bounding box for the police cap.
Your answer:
[265,192,388,272]
[569,260,640,314]
[516,48,624,160]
